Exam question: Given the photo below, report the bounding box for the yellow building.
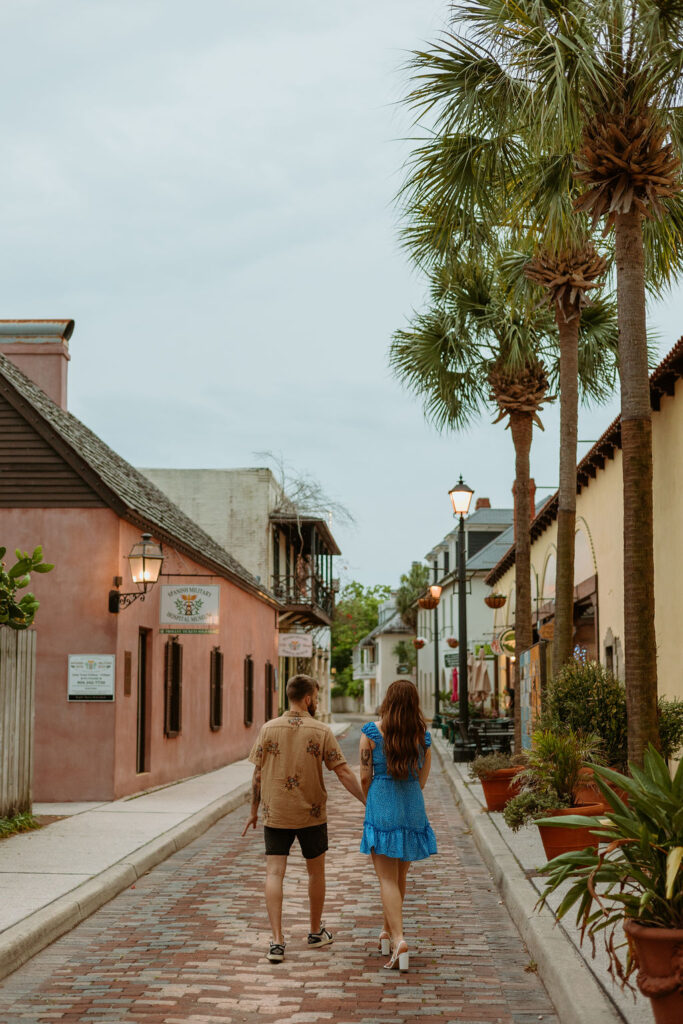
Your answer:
[485,336,683,704]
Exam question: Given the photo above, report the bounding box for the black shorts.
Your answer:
[264,823,328,860]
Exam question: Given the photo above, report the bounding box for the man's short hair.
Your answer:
[286,674,319,703]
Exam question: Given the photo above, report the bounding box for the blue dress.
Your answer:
[360,721,437,862]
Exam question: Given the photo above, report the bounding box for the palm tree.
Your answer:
[402,0,683,762]
[401,73,614,680]
[391,249,555,750]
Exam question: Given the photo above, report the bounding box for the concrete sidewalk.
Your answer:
[0,719,349,983]
[432,734,652,1024]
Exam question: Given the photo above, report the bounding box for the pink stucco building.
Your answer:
[0,321,279,801]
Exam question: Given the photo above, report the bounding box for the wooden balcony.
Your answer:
[272,573,335,628]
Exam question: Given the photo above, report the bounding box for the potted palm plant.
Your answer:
[538,748,683,1024]
[502,729,605,859]
[468,752,527,812]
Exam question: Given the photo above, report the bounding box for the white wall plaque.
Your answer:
[68,655,115,702]
[159,584,220,634]
[278,633,313,658]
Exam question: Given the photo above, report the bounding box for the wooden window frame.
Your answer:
[210,646,224,731]
[265,660,274,721]
[164,637,183,738]
[243,654,254,727]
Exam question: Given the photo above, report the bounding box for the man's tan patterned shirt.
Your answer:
[248,710,347,828]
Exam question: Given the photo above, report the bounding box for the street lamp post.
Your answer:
[432,577,441,728]
[449,476,474,730]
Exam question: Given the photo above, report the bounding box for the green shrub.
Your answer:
[0,812,40,840]
[658,699,683,763]
[347,679,364,700]
[541,660,628,769]
[503,789,567,832]
[0,546,53,630]
[502,728,602,831]
[542,659,683,768]
[538,747,683,985]
[468,751,527,781]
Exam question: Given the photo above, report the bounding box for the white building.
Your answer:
[352,596,416,714]
[416,500,513,718]
[139,467,340,719]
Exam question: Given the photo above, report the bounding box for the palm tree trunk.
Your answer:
[614,207,660,764]
[552,309,579,675]
[509,411,533,753]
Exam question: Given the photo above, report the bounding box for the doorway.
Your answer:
[137,629,151,774]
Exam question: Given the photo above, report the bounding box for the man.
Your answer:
[242,673,365,963]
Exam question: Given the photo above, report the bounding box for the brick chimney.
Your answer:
[0,320,74,410]
[511,478,536,539]
[475,497,491,511]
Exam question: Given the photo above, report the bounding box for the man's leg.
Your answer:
[305,852,325,934]
[265,855,288,943]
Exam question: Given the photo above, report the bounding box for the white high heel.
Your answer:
[384,940,409,972]
[378,931,391,956]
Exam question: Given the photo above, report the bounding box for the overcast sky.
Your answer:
[2,1,681,588]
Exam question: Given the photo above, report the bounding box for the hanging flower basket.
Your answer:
[418,594,439,610]
[413,637,426,650]
[485,593,507,609]
[446,637,459,649]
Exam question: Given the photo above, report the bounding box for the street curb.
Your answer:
[433,739,623,1024]
[0,781,251,983]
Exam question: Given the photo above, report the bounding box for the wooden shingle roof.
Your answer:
[0,353,278,607]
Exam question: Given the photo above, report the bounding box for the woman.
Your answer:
[359,680,437,972]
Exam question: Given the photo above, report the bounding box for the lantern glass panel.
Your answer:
[448,478,474,516]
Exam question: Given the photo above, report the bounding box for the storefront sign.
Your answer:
[68,655,115,702]
[493,628,515,656]
[443,653,459,667]
[278,633,313,658]
[159,585,220,634]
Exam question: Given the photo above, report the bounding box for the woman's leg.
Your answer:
[398,860,410,905]
[371,851,390,935]
[371,854,405,949]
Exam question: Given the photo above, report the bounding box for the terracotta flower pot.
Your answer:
[536,803,605,861]
[574,767,601,806]
[624,919,683,1024]
[480,767,524,812]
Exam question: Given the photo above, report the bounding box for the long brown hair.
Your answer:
[379,680,427,780]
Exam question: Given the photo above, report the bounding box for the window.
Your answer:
[164,637,183,737]
[467,529,502,559]
[443,550,450,574]
[605,645,614,674]
[210,646,224,731]
[244,654,254,726]
[265,661,275,720]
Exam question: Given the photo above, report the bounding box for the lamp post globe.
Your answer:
[448,476,474,517]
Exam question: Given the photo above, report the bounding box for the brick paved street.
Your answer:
[0,722,559,1024]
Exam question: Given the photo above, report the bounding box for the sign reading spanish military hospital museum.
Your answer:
[159,585,220,634]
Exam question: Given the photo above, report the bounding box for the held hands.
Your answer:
[241,811,258,836]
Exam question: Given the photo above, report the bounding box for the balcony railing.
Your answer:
[272,573,335,620]
[352,653,376,679]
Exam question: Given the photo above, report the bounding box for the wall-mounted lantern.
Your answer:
[108,533,164,613]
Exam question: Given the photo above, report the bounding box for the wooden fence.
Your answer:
[0,629,36,818]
